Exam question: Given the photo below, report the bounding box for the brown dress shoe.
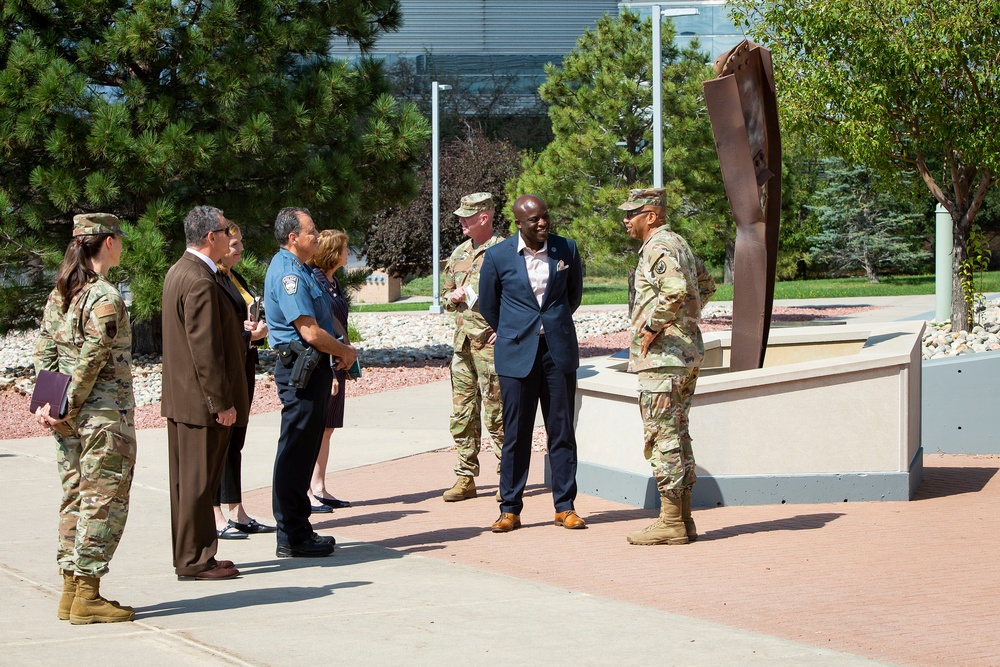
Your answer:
[177,565,240,581]
[491,513,521,533]
[554,510,587,529]
[214,559,235,569]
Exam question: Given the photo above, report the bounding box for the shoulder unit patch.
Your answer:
[282,275,298,295]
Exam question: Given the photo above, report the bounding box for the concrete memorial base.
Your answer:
[569,322,924,508]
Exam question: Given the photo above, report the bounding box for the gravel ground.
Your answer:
[0,333,632,440]
[0,305,877,440]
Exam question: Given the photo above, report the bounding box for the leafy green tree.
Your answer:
[730,0,999,328]
[508,10,727,277]
[0,0,428,345]
[808,159,930,283]
[364,130,519,278]
[970,187,1000,270]
[772,132,823,280]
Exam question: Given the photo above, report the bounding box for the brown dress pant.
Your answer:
[167,420,230,576]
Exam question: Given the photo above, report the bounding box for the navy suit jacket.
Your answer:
[478,233,583,379]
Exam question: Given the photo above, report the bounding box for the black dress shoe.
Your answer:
[217,525,248,539]
[310,503,334,514]
[276,535,335,558]
[314,494,352,509]
[311,532,336,546]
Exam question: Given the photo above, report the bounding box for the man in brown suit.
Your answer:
[161,205,250,580]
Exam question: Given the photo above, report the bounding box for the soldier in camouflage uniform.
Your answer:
[441,193,505,502]
[33,213,136,624]
[618,189,716,546]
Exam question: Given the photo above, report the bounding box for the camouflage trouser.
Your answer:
[54,409,137,577]
[450,336,504,477]
[638,367,699,500]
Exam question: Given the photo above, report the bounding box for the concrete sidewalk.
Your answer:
[2,295,996,666]
[1,384,903,667]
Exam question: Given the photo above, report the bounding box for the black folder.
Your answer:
[30,370,71,418]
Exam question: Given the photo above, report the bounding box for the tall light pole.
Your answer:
[620,3,699,187]
[429,81,452,315]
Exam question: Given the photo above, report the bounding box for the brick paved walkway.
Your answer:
[246,451,1000,667]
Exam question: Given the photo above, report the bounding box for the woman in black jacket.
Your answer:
[212,222,274,538]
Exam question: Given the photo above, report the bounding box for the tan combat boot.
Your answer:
[69,576,135,624]
[58,569,76,621]
[443,476,477,502]
[626,496,689,545]
[682,489,698,542]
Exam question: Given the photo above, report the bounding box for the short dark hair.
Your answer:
[184,205,225,246]
[274,207,311,245]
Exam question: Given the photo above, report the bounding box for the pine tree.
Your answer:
[808,160,930,283]
[0,0,428,344]
[508,10,727,275]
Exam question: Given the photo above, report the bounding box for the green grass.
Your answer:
[712,272,1000,302]
[353,271,1000,312]
[580,277,628,305]
[400,274,436,297]
[353,301,440,313]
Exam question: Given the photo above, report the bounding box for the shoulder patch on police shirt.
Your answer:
[282,275,298,295]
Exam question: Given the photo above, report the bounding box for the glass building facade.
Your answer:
[620,1,745,60]
[326,1,747,111]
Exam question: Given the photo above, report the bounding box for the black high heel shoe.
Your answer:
[228,518,276,534]
[313,494,351,509]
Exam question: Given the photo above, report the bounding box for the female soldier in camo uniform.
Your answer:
[33,213,136,625]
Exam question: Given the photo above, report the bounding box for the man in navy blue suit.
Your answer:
[478,194,587,533]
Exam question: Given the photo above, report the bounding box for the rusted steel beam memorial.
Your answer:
[703,40,782,371]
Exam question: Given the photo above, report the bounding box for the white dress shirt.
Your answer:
[185,248,218,273]
[517,235,549,308]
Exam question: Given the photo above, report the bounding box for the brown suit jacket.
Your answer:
[161,251,249,427]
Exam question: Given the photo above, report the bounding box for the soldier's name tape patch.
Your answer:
[93,303,118,319]
[282,275,298,295]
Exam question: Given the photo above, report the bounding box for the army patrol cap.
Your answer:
[618,188,666,211]
[72,213,128,238]
[454,192,494,217]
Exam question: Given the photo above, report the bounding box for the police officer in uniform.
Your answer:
[34,213,136,624]
[618,188,715,546]
[441,192,505,502]
[264,207,357,558]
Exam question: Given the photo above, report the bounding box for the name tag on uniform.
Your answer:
[282,275,298,295]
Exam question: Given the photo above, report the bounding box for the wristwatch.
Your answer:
[643,324,659,335]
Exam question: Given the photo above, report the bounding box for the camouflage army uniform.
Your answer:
[34,275,136,578]
[444,234,505,477]
[629,226,716,499]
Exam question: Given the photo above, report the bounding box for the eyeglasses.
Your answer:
[624,209,649,221]
[208,225,232,237]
